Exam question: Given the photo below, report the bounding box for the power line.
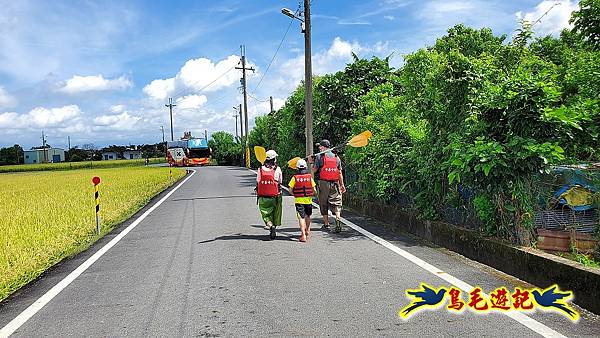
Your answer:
[251,16,295,94]
[531,2,561,27]
[169,63,238,101]
[248,92,270,103]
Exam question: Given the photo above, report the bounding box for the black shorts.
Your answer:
[295,204,313,218]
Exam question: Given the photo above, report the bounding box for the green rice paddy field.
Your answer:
[0,166,186,301]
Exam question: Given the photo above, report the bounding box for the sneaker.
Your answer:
[269,226,276,240]
[321,224,330,230]
[333,219,342,233]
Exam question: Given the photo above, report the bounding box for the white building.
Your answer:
[24,148,65,164]
[123,150,142,160]
[102,151,118,160]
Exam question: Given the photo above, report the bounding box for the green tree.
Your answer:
[570,0,600,49]
[313,55,393,147]
[209,131,241,165]
[0,145,24,165]
[66,147,90,162]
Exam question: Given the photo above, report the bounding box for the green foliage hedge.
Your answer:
[209,131,242,166]
[249,13,600,245]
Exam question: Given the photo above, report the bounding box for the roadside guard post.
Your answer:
[92,176,101,235]
[169,168,173,181]
[245,147,250,168]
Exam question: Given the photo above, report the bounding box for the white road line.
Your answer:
[0,170,196,338]
[340,217,567,338]
[251,168,566,338]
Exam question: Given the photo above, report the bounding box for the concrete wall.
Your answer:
[344,193,600,316]
[47,148,65,162]
[102,152,118,160]
[24,149,64,164]
[24,150,42,164]
[123,151,142,160]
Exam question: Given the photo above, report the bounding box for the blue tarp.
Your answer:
[551,166,598,211]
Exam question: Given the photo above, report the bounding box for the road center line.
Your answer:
[250,168,567,338]
[0,170,196,338]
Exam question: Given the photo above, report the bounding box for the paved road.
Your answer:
[1,166,599,337]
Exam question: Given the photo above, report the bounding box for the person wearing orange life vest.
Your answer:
[310,139,346,233]
[256,150,283,239]
[288,159,316,243]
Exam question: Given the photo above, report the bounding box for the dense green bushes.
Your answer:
[208,131,242,166]
[249,9,600,244]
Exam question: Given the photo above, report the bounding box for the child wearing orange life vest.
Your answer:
[256,150,283,240]
[288,159,316,243]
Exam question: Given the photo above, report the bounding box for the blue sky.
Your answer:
[0,0,579,149]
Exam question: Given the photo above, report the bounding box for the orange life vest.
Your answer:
[319,155,340,181]
[257,167,279,197]
[292,173,314,197]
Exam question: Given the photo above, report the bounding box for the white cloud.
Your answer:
[276,37,392,92]
[30,105,81,127]
[516,1,578,36]
[0,105,82,129]
[143,55,243,101]
[93,112,141,131]
[59,74,133,94]
[143,78,175,101]
[0,86,16,108]
[248,97,285,120]
[110,104,126,113]
[176,94,208,110]
[338,20,372,25]
[384,15,395,20]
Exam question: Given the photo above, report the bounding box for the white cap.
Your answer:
[266,150,278,160]
[296,159,307,169]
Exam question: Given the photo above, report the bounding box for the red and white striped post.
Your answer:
[92,176,101,235]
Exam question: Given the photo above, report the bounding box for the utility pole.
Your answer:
[41,131,47,163]
[205,129,208,141]
[236,45,255,168]
[165,98,176,141]
[238,104,244,166]
[160,125,166,158]
[66,136,71,162]
[303,0,313,158]
[270,96,274,113]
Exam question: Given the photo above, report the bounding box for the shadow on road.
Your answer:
[248,224,331,233]
[198,233,295,243]
[237,176,258,188]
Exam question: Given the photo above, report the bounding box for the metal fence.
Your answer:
[344,163,599,235]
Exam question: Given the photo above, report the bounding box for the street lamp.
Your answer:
[233,105,244,166]
[282,1,312,158]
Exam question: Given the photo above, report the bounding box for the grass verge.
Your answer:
[0,166,186,301]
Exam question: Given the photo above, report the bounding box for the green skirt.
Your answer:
[258,195,282,226]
